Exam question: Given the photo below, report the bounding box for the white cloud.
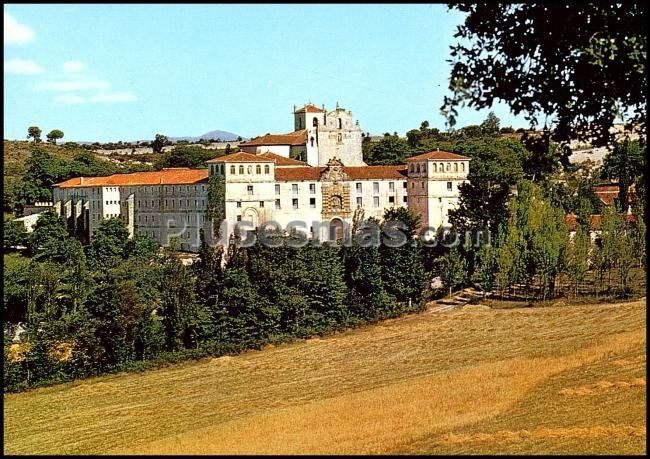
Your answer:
[37,78,111,92]
[53,91,137,105]
[63,60,86,73]
[90,91,137,103]
[4,12,35,45]
[54,94,86,105]
[4,58,44,75]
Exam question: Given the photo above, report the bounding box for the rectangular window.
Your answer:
[310,197,316,208]
[403,196,408,203]
[310,183,316,194]
[356,197,362,207]
[236,201,241,208]
[403,181,407,189]
[356,182,362,193]
[447,181,452,191]
[292,184,298,194]
[389,182,394,192]
[275,199,281,209]
[275,184,280,195]
[373,182,379,194]
[236,215,242,221]
[247,185,253,195]
[389,196,395,205]
[373,196,379,207]
[292,198,299,209]
[259,201,264,208]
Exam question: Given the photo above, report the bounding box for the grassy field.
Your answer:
[3,298,646,455]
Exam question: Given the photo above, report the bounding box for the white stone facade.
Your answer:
[52,104,469,252]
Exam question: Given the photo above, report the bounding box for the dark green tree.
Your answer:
[379,207,427,304]
[364,134,410,165]
[152,134,169,154]
[46,129,64,145]
[480,111,500,136]
[4,220,28,249]
[601,139,645,212]
[442,4,647,147]
[86,218,130,270]
[27,126,42,143]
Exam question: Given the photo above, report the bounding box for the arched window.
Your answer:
[422,163,427,173]
[231,165,236,174]
[247,165,253,174]
[433,162,437,172]
[416,164,421,173]
[256,165,261,174]
[446,163,451,172]
[310,136,315,147]
[453,163,458,172]
[337,133,342,143]
[239,165,244,174]
[338,118,342,129]
[409,163,414,173]
[313,117,318,127]
[264,165,270,174]
[461,162,465,172]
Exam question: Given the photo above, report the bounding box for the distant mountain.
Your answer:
[169,130,247,143]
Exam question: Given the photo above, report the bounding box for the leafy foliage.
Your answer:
[443,4,647,147]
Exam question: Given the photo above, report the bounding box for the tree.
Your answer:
[601,139,645,212]
[379,207,427,304]
[442,4,647,147]
[364,134,410,165]
[4,220,28,249]
[27,126,42,143]
[86,218,130,270]
[46,129,64,145]
[158,241,202,351]
[563,226,591,297]
[473,243,498,299]
[434,248,467,297]
[480,111,500,136]
[152,134,168,154]
[154,145,214,169]
[27,211,70,262]
[447,137,526,235]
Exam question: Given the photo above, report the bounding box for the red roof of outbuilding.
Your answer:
[207,152,274,163]
[294,104,325,113]
[406,150,470,161]
[56,168,209,188]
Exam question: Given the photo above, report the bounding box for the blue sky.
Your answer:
[4,4,531,142]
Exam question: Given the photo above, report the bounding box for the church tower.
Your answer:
[293,102,366,167]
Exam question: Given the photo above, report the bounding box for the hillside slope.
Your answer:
[3,299,646,455]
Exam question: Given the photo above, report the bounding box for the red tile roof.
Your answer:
[56,168,208,188]
[294,104,325,113]
[275,167,323,181]
[274,165,408,181]
[566,213,637,231]
[345,165,408,180]
[207,152,274,163]
[239,129,307,147]
[258,151,308,166]
[406,150,470,161]
[593,184,636,206]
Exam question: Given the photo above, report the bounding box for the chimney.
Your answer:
[80,177,84,184]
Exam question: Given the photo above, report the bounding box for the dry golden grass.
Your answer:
[3,298,646,455]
